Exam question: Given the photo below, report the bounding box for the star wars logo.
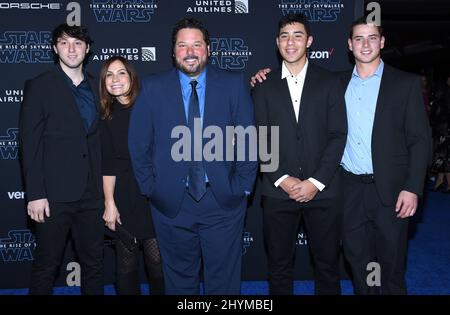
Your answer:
[0,128,19,160]
[278,0,344,22]
[210,37,252,70]
[0,31,52,63]
[242,231,253,255]
[0,230,36,262]
[90,0,158,23]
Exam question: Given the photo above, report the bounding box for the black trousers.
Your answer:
[341,170,409,295]
[29,195,104,295]
[262,195,342,295]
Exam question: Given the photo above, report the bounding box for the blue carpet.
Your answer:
[405,189,450,295]
[1,188,448,295]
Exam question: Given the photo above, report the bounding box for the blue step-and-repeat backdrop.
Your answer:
[0,0,360,289]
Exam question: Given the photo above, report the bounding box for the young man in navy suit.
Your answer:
[20,24,104,295]
[339,17,431,295]
[251,13,347,295]
[252,16,432,295]
[128,18,257,295]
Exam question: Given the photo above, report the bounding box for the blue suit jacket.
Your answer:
[129,66,257,218]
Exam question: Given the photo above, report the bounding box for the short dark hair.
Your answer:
[99,56,140,120]
[171,17,210,51]
[51,23,93,46]
[278,13,311,37]
[51,23,93,64]
[349,16,383,39]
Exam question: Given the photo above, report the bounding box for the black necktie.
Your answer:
[188,80,206,201]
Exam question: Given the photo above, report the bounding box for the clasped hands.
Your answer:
[279,176,318,203]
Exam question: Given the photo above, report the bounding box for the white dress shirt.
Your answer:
[274,60,325,192]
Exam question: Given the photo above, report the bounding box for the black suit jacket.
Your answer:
[19,66,102,203]
[340,64,432,206]
[252,63,347,202]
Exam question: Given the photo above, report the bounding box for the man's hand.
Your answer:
[279,176,302,195]
[250,68,272,87]
[290,180,319,203]
[103,200,122,231]
[27,198,50,223]
[395,190,418,218]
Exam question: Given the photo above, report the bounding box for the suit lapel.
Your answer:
[297,64,315,129]
[166,68,187,126]
[53,68,86,133]
[342,70,352,89]
[372,64,393,132]
[273,69,298,129]
[203,66,220,128]
[87,72,100,133]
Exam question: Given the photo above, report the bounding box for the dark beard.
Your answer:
[176,56,207,77]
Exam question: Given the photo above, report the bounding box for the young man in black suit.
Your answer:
[339,17,431,295]
[20,24,104,294]
[251,13,347,295]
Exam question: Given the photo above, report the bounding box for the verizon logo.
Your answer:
[7,191,25,199]
[309,48,334,59]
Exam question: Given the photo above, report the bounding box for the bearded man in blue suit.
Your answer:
[128,17,257,295]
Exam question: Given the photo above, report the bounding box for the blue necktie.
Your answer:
[188,80,206,201]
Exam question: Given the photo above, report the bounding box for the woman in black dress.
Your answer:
[99,56,164,294]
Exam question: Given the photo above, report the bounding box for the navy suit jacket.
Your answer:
[339,64,432,205]
[20,67,102,203]
[129,66,257,218]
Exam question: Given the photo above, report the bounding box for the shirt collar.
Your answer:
[178,67,207,90]
[352,59,384,79]
[58,65,88,87]
[281,60,308,80]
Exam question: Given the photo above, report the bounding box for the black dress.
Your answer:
[100,100,155,239]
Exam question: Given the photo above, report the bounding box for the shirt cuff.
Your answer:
[274,175,289,187]
[244,190,251,196]
[307,177,325,191]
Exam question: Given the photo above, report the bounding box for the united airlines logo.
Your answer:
[187,0,249,14]
[141,47,156,61]
[0,89,23,104]
[296,231,308,246]
[0,230,36,262]
[0,128,19,160]
[92,47,156,62]
[90,0,158,23]
[235,0,248,13]
[0,31,52,63]
[278,0,344,22]
[210,37,252,70]
[242,231,253,255]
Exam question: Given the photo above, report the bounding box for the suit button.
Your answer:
[82,154,87,158]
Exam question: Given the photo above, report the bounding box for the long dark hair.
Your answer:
[99,56,139,120]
